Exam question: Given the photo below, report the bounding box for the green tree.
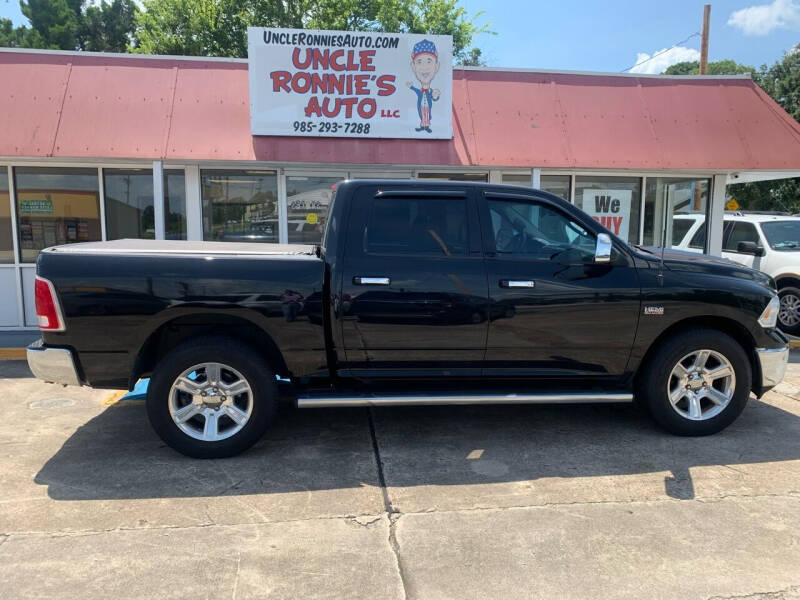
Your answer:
[81,0,138,52]
[460,47,486,67]
[0,17,41,47]
[1,0,137,51]
[758,46,800,121]
[663,59,756,76]
[20,0,82,50]
[133,0,490,64]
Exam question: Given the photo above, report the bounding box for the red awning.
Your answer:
[2,49,800,170]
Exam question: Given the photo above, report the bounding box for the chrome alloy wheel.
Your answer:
[168,362,253,442]
[779,292,800,328]
[667,350,736,421]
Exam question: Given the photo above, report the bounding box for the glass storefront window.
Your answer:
[501,173,570,201]
[501,173,532,186]
[643,178,710,250]
[575,176,641,243]
[417,172,489,182]
[104,169,154,240]
[0,169,13,263]
[14,167,101,262]
[165,169,187,240]
[541,175,570,201]
[286,175,342,245]
[201,170,278,243]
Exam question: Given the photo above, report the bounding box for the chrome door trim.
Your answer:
[298,392,633,408]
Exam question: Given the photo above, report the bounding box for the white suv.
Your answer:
[672,213,800,335]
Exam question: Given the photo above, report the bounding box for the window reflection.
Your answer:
[0,170,12,263]
[14,167,101,262]
[164,169,187,240]
[287,175,342,245]
[201,170,278,243]
[104,169,154,240]
[417,172,489,182]
[541,175,570,201]
[644,178,710,251]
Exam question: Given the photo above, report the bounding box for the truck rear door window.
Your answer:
[365,197,468,256]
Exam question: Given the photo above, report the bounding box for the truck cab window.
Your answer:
[365,197,468,256]
[488,199,595,261]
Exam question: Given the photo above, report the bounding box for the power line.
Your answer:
[622,32,701,73]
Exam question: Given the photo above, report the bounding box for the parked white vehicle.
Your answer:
[672,213,800,335]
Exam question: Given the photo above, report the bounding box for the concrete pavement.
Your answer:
[1,357,799,599]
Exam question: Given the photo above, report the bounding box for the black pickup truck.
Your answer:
[27,180,789,457]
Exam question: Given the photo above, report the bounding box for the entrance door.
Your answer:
[480,191,641,381]
[338,184,488,377]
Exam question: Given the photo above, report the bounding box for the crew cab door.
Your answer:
[479,191,640,380]
[338,184,488,377]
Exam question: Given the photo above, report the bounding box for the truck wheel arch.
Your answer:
[775,275,800,290]
[129,313,289,390]
[634,316,759,394]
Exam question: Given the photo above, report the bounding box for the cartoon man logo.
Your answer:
[406,39,440,133]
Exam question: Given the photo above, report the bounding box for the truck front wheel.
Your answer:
[637,329,751,436]
[778,286,800,336]
[146,337,277,458]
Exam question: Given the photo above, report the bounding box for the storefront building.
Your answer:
[2,46,800,330]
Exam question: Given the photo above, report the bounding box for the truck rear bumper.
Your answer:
[26,341,82,386]
[756,346,789,389]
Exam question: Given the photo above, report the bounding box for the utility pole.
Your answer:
[699,4,711,74]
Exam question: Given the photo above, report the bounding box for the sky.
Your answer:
[1,0,798,73]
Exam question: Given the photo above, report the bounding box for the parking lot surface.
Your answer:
[1,357,800,599]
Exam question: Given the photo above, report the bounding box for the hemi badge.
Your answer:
[644,306,664,315]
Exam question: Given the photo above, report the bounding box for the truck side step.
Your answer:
[296,392,634,408]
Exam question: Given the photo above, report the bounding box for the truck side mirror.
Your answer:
[737,241,765,257]
[595,233,612,263]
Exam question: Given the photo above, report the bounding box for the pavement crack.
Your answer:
[706,584,800,599]
[367,409,410,600]
[367,408,395,515]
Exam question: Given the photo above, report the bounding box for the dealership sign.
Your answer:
[583,189,632,241]
[247,27,453,139]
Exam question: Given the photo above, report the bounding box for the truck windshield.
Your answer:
[761,220,800,251]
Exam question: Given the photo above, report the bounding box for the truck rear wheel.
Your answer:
[146,337,277,458]
[637,329,751,436]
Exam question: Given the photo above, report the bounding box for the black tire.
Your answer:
[146,336,277,458]
[777,286,800,336]
[636,328,751,436]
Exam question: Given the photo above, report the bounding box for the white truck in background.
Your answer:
[672,212,800,335]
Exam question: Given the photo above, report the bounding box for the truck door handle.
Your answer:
[499,280,535,288]
[354,276,391,286]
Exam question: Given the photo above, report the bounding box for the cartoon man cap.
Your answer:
[412,39,438,60]
[407,39,441,133]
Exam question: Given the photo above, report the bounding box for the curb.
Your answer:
[0,348,26,360]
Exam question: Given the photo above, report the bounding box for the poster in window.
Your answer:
[581,189,632,242]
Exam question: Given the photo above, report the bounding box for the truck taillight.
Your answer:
[34,276,65,331]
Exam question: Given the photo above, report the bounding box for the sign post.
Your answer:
[247,27,453,139]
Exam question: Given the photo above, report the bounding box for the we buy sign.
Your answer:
[582,189,631,242]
